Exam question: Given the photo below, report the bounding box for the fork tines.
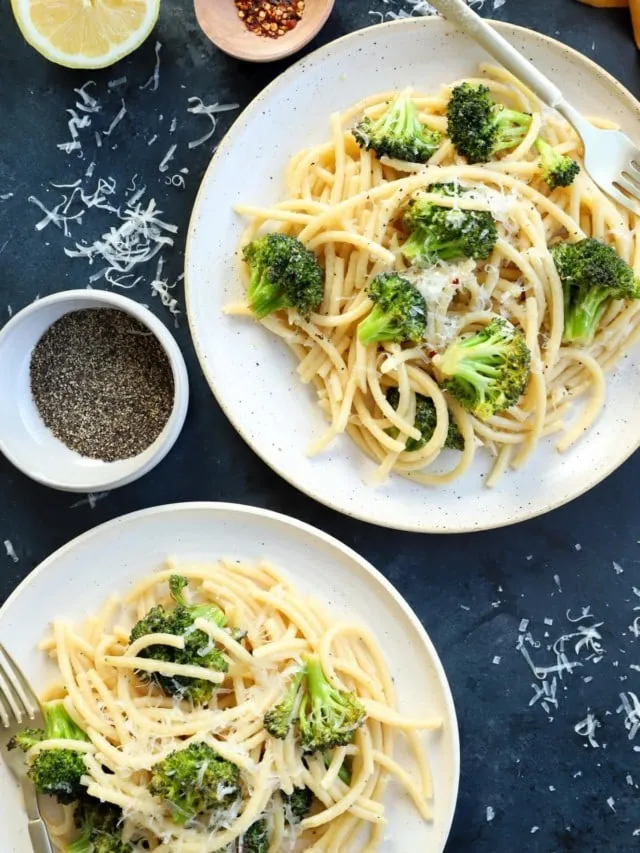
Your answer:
[0,644,38,727]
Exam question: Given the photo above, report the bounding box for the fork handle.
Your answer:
[28,818,54,853]
[427,0,563,107]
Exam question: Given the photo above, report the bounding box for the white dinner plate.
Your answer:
[185,18,640,532]
[0,502,459,853]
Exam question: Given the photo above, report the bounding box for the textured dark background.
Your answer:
[1,1,640,851]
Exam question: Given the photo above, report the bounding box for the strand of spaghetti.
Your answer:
[85,668,132,745]
[404,727,433,800]
[555,349,606,452]
[512,300,547,470]
[322,745,350,789]
[306,229,395,264]
[269,794,286,853]
[127,632,185,656]
[308,370,360,454]
[302,754,385,823]
[27,738,96,757]
[504,111,541,162]
[252,637,309,660]
[87,595,120,646]
[486,444,513,488]
[302,728,376,830]
[372,750,433,820]
[192,617,254,664]
[103,654,226,684]
[53,622,116,736]
[361,699,442,730]
[309,295,371,328]
[291,313,349,379]
[330,111,347,205]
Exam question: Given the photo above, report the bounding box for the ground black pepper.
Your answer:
[30,308,175,462]
[234,0,305,39]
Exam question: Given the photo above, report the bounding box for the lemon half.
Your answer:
[11,0,160,70]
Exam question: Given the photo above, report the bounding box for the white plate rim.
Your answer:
[0,500,460,849]
[185,18,640,533]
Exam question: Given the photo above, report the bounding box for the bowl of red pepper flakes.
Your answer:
[193,0,335,62]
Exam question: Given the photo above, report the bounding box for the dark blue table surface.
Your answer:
[1,1,640,850]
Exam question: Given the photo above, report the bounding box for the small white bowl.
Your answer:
[0,290,189,492]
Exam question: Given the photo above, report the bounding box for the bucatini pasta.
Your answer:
[228,65,640,488]
[35,559,441,852]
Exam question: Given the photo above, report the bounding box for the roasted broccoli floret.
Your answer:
[281,786,314,823]
[298,655,366,753]
[358,273,427,346]
[241,819,269,853]
[535,137,580,189]
[432,318,531,420]
[242,232,324,319]
[67,799,132,853]
[352,89,441,163]
[264,669,305,740]
[129,574,229,704]
[386,387,464,451]
[8,702,89,805]
[447,83,531,163]
[402,182,497,265]
[552,237,640,345]
[149,742,240,825]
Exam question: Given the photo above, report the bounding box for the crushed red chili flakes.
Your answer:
[234,0,305,39]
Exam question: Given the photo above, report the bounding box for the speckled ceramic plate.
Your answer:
[0,502,459,853]
[185,18,640,533]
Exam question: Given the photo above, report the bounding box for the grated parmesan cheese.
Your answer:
[103,99,127,137]
[3,540,18,563]
[574,713,601,748]
[70,491,110,510]
[617,692,640,740]
[158,144,177,173]
[149,256,182,324]
[186,98,239,150]
[140,41,162,92]
[65,198,177,279]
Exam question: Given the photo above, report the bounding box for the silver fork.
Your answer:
[428,0,640,216]
[0,644,53,853]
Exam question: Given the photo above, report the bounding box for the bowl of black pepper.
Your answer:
[0,290,189,492]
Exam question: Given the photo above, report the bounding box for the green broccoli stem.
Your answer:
[563,287,610,345]
[358,305,398,346]
[493,108,531,151]
[66,826,92,853]
[306,656,339,712]
[378,91,418,139]
[437,341,504,399]
[248,268,287,319]
[264,669,306,738]
[44,703,89,742]
[169,574,226,627]
[535,136,560,170]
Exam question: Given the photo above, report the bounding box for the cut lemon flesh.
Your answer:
[11,0,160,69]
